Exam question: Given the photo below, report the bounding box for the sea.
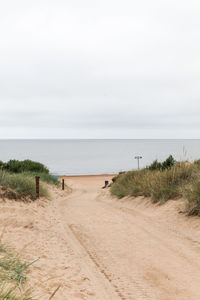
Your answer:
[0,139,200,175]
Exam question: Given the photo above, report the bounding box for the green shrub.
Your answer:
[148,160,162,171]
[148,155,176,171]
[0,171,48,200]
[162,155,176,170]
[3,160,49,174]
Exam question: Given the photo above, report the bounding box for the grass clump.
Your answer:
[23,172,59,186]
[185,180,200,216]
[0,249,30,286]
[0,286,35,300]
[0,241,60,300]
[0,242,36,300]
[0,171,49,200]
[0,160,60,200]
[111,160,196,204]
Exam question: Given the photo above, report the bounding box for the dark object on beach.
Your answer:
[102,180,109,189]
[35,176,40,198]
[112,176,118,183]
[62,179,65,190]
[112,172,125,183]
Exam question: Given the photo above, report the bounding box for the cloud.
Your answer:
[0,0,200,138]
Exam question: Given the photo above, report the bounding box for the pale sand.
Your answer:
[1,175,200,299]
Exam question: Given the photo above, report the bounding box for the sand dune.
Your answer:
[1,175,200,299]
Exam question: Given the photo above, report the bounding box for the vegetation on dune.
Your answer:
[0,171,49,200]
[111,163,194,202]
[0,160,49,174]
[148,155,176,171]
[0,159,60,201]
[0,241,37,300]
[0,160,61,298]
[111,156,200,216]
[22,172,60,186]
[0,236,60,300]
[0,288,35,300]
[185,180,200,216]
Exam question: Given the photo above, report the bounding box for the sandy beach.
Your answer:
[1,175,200,299]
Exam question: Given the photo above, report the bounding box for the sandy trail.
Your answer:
[1,175,200,299]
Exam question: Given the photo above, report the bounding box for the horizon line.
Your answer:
[0,138,200,140]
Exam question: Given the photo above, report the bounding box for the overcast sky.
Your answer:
[0,0,200,138]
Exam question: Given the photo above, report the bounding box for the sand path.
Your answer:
[1,175,200,299]
[58,176,200,300]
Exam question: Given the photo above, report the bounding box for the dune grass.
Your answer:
[185,180,200,216]
[111,161,200,215]
[0,241,36,300]
[0,287,36,300]
[0,240,60,300]
[0,159,61,201]
[111,163,194,201]
[0,171,49,201]
[22,172,60,186]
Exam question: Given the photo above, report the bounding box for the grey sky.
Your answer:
[0,0,200,138]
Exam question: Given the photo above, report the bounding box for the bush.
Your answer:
[148,160,162,171]
[148,155,176,171]
[162,155,176,170]
[2,160,49,174]
[0,171,49,200]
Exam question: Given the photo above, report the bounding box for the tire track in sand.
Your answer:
[58,190,122,300]
[69,223,149,300]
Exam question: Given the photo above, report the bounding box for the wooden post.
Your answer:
[35,176,40,198]
[62,179,64,190]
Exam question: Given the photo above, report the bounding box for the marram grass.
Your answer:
[111,161,200,215]
[0,241,60,300]
[0,171,49,200]
[0,242,36,300]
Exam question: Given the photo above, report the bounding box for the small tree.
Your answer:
[0,160,4,170]
[148,160,162,171]
[148,155,176,171]
[162,155,176,170]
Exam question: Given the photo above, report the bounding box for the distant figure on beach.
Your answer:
[102,180,109,189]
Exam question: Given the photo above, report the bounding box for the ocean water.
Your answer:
[0,139,200,175]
